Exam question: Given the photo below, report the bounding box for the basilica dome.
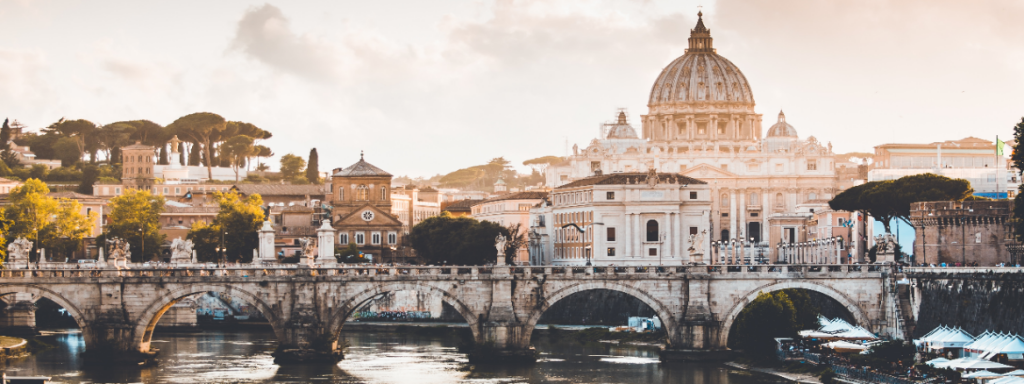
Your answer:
[766,111,798,137]
[648,12,754,107]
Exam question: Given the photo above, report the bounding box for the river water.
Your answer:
[1,329,786,383]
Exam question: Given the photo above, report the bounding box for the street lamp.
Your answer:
[220,231,227,265]
[138,227,144,262]
[389,246,397,265]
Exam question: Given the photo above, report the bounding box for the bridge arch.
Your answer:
[719,281,869,348]
[329,281,481,341]
[132,284,281,353]
[0,284,89,330]
[523,281,679,346]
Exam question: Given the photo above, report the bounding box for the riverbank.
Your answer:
[0,336,29,362]
[724,361,822,384]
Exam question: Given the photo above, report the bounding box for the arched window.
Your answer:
[776,193,783,205]
[720,193,729,207]
[721,229,730,241]
[381,187,387,200]
[339,188,344,200]
[750,192,758,202]
[356,185,369,201]
[646,220,659,242]
[808,192,817,200]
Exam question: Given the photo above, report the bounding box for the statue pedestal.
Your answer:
[315,221,336,266]
[256,221,278,264]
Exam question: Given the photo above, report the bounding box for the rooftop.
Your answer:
[556,172,707,189]
[333,153,392,177]
[443,199,483,212]
[475,191,549,206]
[232,184,325,197]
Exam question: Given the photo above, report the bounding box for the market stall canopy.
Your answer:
[964,370,1004,379]
[925,357,950,367]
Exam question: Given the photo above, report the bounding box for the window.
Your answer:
[339,188,345,200]
[371,232,381,245]
[86,208,91,216]
[606,191,614,200]
[163,187,169,194]
[339,233,349,244]
[607,247,616,256]
[751,212,758,217]
[175,187,181,194]
[356,185,368,200]
[355,232,365,245]
[646,220,659,242]
[690,191,698,199]
[388,232,397,244]
[698,127,706,134]
[648,248,658,256]
[721,229,730,240]
[747,164,758,171]
[808,192,817,200]
[750,192,758,202]
[717,125,725,134]
[837,218,846,226]
[690,227,698,235]
[381,187,387,200]
[114,187,121,195]
[607,227,616,242]
[722,212,729,217]
[807,159,817,170]
[721,194,729,207]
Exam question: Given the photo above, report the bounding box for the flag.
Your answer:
[997,136,1005,156]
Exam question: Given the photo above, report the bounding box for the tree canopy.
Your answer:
[307,148,320,184]
[408,212,521,265]
[829,174,972,232]
[221,135,255,182]
[280,153,306,183]
[187,191,265,263]
[166,112,227,180]
[4,179,95,260]
[728,289,820,358]
[101,189,166,262]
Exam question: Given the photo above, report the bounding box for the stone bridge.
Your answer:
[0,264,896,363]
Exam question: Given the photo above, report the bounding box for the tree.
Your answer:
[0,118,10,150]
[101,189,165,262]
[221,135,255,182]
[187,221,221,263]
[158,145,168,165]
[503,223,527,265]
[166,112,227,180]
[96,122,136,164]
[830,174,972,233]
[337,243,363,263]
[0,208,13,265]
[178,142,186,166]
[408,212,512,265]
[5,179,95,261]
[54,137,82,167]
[1011,118,1024,239]
[188,142,201,166]
[252,145,273,172]
[280,153,306,181]
[523,155,565,175]
[188,191,265,263]
[306,148,320,184]
[42,118,95,161]
[77,164,100,194]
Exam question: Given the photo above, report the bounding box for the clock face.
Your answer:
[361,210,375,222]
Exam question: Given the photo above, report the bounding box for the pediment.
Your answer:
[335,204,402,226]
[681,163,737,178]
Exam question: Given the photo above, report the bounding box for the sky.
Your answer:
[2,0,1023,177]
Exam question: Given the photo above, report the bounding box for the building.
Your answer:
[0,177,22,194]
[870,137,1018,199]
[529,170,711,266]
[439,189,490,203]
[390,186,442,234]
[328,154,406,263]
[121,142,156,189]
[471,191,548,264]
[442,199,482,218]
[0,191,105,260]
[910,200,1013,266]
[543,12,844,262]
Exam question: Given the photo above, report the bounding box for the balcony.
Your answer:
[746,204,761,211]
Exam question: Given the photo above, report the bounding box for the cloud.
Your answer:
[229,4,343,82]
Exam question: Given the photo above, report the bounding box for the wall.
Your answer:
[912,272,1024,337]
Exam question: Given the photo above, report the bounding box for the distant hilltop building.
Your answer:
[543,12,846,262]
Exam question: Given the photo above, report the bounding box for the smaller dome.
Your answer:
[766,110,797,138]
[605,111,639,139]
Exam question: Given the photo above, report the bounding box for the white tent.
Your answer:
[926,357,951,367]
[989,377,1024,384]
[935,328,975,349]
[1005,370,1024,376]
[964,370,1004,379]
[961,359,1014,370]
[825,340,868,353]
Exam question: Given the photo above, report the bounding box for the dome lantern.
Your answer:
[687,11,714,54]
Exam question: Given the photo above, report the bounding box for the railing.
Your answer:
[830,365,917,384]
[0,264,891,279]
[906,266,1024,273]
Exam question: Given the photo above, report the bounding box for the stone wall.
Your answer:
[912,272,1024,337]
[910,200,1013,266]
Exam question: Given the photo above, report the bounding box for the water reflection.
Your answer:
[1,329,786,383]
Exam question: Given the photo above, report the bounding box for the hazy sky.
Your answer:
[2,0,1023,177]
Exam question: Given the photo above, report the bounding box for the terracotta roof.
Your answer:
[48,191,105,200]
[476,191,549,206]
[332,156,392,177]
[280,205,314,213]
[233,184,324,197]
[556,173,707,189]
[122,142,154,150]
[162,206,218,214]
[443,199,482,212]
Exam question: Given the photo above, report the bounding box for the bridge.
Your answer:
[0,264,897,364]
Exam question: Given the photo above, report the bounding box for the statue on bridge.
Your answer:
[298,237,316,267]
[106,237,131,268]
[170,237,194,264]
[6,237,32,268]
[495,234,507,266]
[874,233,899,263]
[688,230,706,257]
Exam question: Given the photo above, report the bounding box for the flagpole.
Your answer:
[997,135,1001,199]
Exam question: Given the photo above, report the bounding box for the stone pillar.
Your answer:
[672,213,680,262]
[762,189,770,243]
[634,213,642,258]
[470,278,534,363]
[0,293,37,336]
[315,220,336,266]
[665,212,672,260]
[624,213,632,258]
[729,191,737,241]
[257,221,277,264]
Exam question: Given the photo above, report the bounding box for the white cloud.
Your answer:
[229,3,345,82]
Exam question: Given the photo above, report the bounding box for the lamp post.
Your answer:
[220,231,227,265]
[389,246,397,265]
[138,227,145,262]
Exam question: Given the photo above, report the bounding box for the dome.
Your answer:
[648,12,754,107]
[766,110,798,138]
[605,111,639,139]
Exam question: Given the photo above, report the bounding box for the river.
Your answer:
[1,329,787,383]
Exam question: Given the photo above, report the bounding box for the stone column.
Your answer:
[0,293,37,336]
[762,189,770,243]
[624,213,632,258]
[634,213,642,258]
[729,191,737,242]
[672,213,680,261]
[665,212,672,260]
[315,220,336,266]
[257,221,277,264]
[739,190,746,242]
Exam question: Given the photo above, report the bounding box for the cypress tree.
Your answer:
[0,118,10,150]
[306,148,320,184]
[158,145,168,165]
[178,142,186,166]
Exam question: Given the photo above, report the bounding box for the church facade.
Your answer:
[542,12,842,263]
[328,154,405,263]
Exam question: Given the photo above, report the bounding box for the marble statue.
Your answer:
[6,237,32,266]
[299,237,316,257]
[495,234,507,256]
[170,237,194,263]
[689,230,706,256]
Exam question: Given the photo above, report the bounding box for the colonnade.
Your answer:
[709,239,770,265]
[777,237,845,264]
